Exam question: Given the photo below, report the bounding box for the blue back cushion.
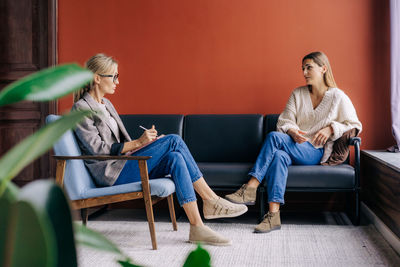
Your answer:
[46,115,96,200]
[184,114,264,162]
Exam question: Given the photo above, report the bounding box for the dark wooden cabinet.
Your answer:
[0,0,57,186]
[361,150,400,238]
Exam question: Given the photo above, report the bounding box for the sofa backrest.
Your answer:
[120,114,184,139]
[264,114,280,133]
[46,115,96,200]
[184,114,264,162]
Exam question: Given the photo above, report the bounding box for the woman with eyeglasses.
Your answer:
[72,53,248,246]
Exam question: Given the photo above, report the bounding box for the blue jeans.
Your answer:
[249,131,324,204]
[114,134,203,206]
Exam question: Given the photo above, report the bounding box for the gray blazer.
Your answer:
[72,92,132,186]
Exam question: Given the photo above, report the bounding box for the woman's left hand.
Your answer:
[311,126,333,146]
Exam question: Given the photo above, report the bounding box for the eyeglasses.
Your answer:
[98,73,119,83]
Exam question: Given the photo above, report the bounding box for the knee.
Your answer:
[267,131,284,140]
[274,150,291,164]
[166,134,183,143]
[167,151,184,163]
[265,131,283,145]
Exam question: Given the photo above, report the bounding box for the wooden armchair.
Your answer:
[47,115,177,250]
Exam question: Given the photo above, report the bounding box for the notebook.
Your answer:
[126,135,164,155]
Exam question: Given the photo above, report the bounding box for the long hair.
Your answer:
[73,53,118,103]
[302,51,337,88]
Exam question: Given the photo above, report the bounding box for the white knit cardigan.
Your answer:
[276,86,362,161]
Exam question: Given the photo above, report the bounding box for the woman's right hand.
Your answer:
[138,125,158,145]
[287,129,308,144]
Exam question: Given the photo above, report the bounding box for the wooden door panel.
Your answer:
[0,0,57,186]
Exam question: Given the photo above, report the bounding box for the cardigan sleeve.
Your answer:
[277,91,300,133]
[329,93,362,141]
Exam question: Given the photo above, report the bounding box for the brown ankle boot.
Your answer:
[225,184,257,205]
[254,211,281,233]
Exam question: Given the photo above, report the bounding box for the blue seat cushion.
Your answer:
[82,178,176,199]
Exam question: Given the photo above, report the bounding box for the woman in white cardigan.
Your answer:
[226,51,362,233]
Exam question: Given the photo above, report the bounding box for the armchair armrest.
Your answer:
[53,155,151,160]
[53,155,152,188]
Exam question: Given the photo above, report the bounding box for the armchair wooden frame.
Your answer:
[53,155,177,250]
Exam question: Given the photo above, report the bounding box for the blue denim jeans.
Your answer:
[249,131,324,204]
[114,134,203,206]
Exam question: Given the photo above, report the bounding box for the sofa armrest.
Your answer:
[349,137,361,146]
[349,137,361,189]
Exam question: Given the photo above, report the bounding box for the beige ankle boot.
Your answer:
[189,225,232,246]
[254,211,281,233]
[225,184,257,205]
[203,197,248,219]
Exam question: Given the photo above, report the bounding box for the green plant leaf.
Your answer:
[74,223,122,255]
[0,196,12,265]
[0,64,92,107]
[1,181,19,202]
[117,259,142,267]
[0,110,92,195]
[183,244,211,267]
[0,191,57,267]
[18,180,78,267]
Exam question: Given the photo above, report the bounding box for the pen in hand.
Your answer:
[139,125,164,140]
[139,125,148,131]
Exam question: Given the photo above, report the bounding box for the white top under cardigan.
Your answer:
[97,102,120,141]
[276,86,362,162]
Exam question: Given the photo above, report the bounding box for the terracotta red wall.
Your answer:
[58,0,392,150]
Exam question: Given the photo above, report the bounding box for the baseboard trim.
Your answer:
[361,202,400,255]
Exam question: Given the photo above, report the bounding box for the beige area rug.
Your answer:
[78,220,400,267]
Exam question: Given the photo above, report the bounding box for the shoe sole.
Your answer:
[204,206,248,220]
[225,197,256,206]
[189,240,232,246]
[253,225,281,234]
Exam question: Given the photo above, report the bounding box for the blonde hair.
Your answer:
[73,53,118,103]
[302,51,337,88]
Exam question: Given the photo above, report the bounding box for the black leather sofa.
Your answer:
[120,114,361,225]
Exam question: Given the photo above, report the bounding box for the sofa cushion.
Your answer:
[184,114,264,162]
[120,114,184,139]
[200,163,355,190]
[285,164,355,189]
[198,162,253,189]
